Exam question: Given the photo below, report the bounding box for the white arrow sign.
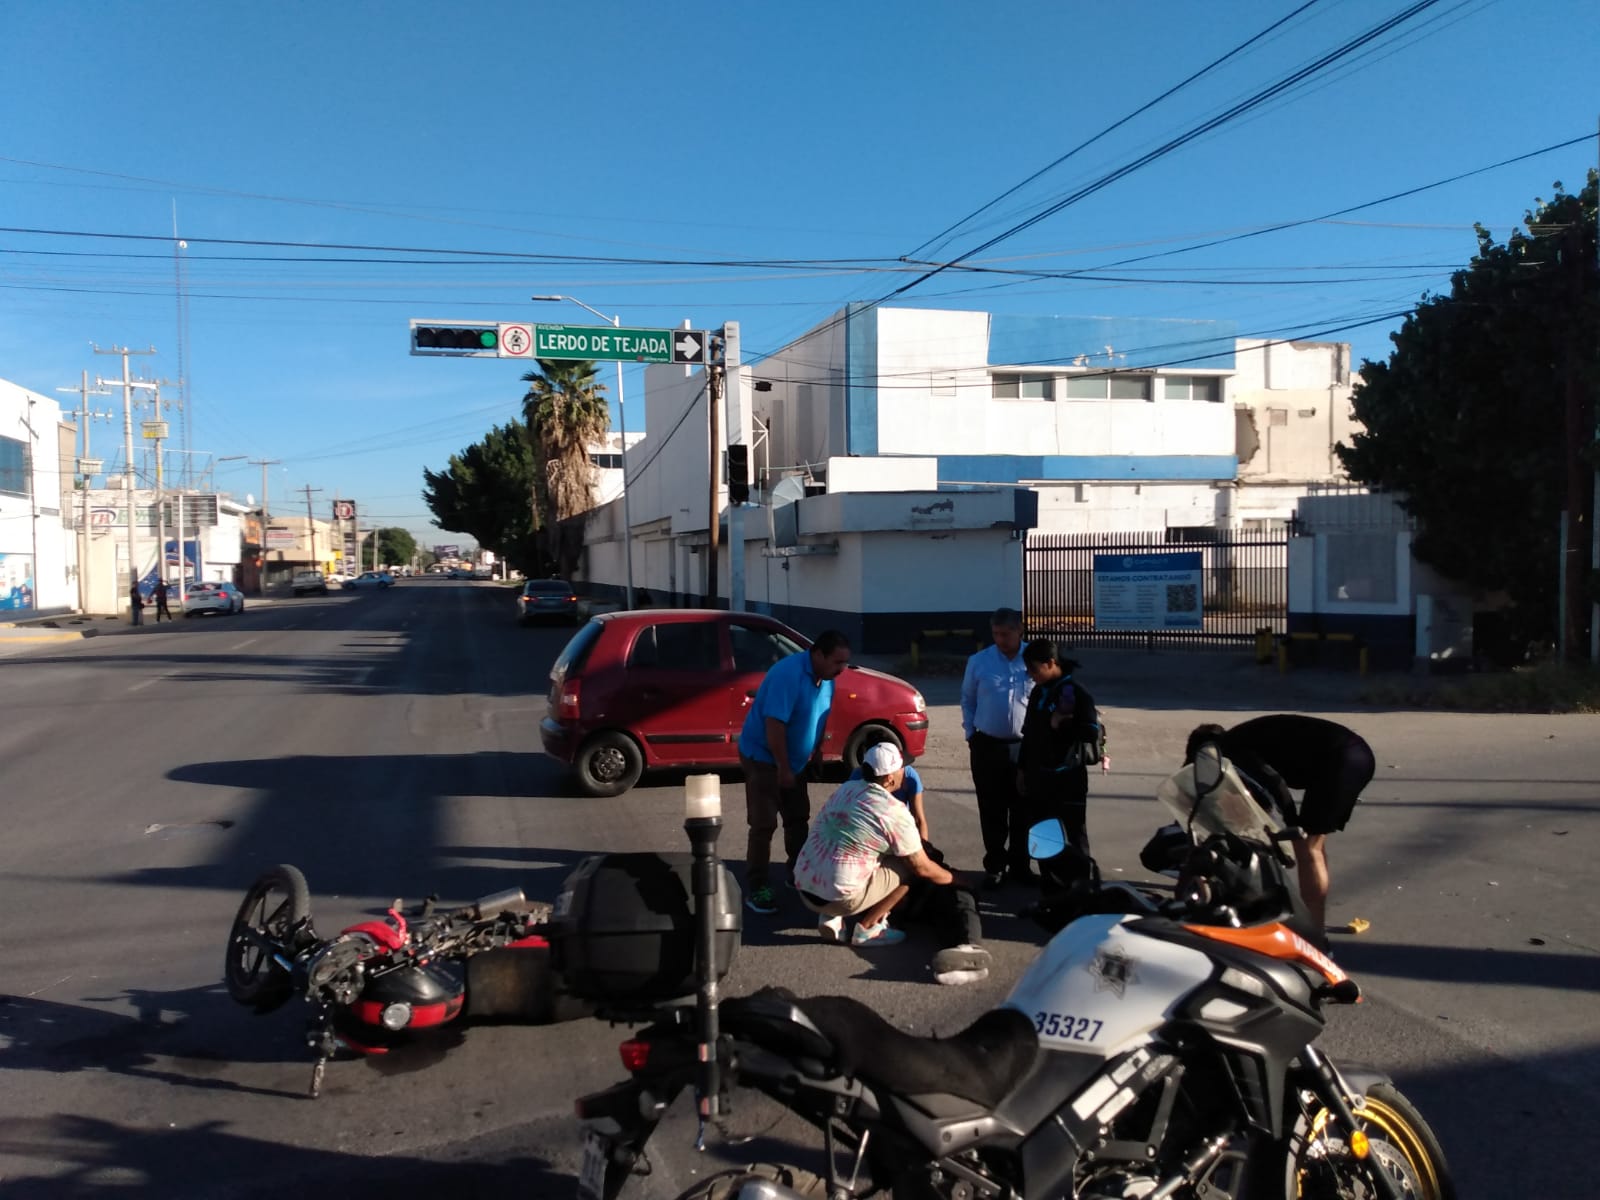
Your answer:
[674,333,702,361]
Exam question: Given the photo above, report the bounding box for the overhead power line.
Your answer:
[909,0,1328,260]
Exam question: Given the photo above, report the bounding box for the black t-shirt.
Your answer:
[1217,715,1358,823]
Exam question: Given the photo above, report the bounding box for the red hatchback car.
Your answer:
[540,609,929,796]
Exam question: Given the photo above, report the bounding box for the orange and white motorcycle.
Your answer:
[574,744,1453,1200]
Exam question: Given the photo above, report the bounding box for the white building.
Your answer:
[1231,337,1356,528]
[570,307,1358,650]
[0,377,74,616]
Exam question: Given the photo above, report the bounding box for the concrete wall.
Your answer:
[1231,338,1355,483]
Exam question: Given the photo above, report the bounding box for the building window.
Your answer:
[0,435,29,498]
[992,372,1053,401]
[1324,532,1397,604]
[1065,373,1151,400]
[592,453,622,469]
[1163,375,1221,402]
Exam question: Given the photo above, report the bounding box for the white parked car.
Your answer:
[184,581,246,617]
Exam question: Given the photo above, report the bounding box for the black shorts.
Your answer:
[1298,735,1375,835]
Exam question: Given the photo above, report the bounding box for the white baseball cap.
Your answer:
[862,742,904,775]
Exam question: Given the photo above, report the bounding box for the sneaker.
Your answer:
[745,885,777,915]
[818,914,846,943]
[932,943,993,982]
[934,967,990,986]
[850,919,906,947]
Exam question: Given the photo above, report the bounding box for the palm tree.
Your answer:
[521,359,611,569]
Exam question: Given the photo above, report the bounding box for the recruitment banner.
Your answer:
[1092,551,1203,631]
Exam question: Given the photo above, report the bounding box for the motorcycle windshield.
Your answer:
[1155,760,1285,846]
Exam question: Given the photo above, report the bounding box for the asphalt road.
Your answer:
[1,583,1595,1197]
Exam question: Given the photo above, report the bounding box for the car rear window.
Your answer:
[525,581,571,594]
[552,619,604,680]
[627,622,721,671]
[193,583,221,592]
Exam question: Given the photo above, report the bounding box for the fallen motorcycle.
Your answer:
[223,863,569,1096]
[569,747,1454,1200]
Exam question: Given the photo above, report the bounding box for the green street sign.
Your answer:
[535,323,712,365]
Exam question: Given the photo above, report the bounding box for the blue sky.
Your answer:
[3,0,1596,542]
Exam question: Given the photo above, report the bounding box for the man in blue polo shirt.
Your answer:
[738,630,853,914]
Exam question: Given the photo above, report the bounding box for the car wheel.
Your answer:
[574,732,644,797]
[843,723,902,771]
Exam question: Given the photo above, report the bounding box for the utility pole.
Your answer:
[722,323,746,614]
[1560,220,1589,663]
[1591,114,1599,665]
[707,353,722,608]
[250,458,281,593]
[94,345,156,620]
[57,372,112,613]
[301,484,324,569]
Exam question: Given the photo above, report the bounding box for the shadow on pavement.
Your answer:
[0,1112,573,1199]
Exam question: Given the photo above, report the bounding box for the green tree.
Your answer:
[521,359,610,570]
[421,419,544,573]
[375,527,417,568]
[1337,172,1598,651]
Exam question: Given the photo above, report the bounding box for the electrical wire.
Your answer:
[909,0,1328,260]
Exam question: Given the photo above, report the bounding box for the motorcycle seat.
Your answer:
[796,994,1039,1110]
[720,990,836,1078]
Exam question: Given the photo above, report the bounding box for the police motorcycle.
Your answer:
[565,756,1453,1200]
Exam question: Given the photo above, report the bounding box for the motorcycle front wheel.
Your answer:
[668,1163,829,1200]
[1289,1080,1455,1200]
[224,864,312,1011]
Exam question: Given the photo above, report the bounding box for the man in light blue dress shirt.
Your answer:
[960,607,1033,887]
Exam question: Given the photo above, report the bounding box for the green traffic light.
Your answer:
[479,329,498,349]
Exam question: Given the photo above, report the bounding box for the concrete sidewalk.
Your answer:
[0,595,288,642]
[854,642,1379,715]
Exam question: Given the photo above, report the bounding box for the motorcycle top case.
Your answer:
[548,852,742,1005]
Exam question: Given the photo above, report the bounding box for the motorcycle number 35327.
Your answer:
[1034,1012,1104,1042]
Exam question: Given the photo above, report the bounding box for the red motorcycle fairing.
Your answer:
[349,995,464,1030]
[340,914,408,951]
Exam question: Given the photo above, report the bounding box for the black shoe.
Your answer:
[981,871,1007,891]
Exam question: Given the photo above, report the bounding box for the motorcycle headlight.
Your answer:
[380,1002,413,1031]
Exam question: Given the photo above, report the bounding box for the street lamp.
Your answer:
[531,294,635,610]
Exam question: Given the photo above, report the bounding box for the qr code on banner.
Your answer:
[1166,583,1199,613]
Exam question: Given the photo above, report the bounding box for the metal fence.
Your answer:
[1025,528,1288,647]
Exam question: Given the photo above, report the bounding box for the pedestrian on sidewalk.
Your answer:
[737,629,852,915]
[960,607,1033,889]
[153,577,173,623]
[1183,715,1375,938]
[128,578,144,627]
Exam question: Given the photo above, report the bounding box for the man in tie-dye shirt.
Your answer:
[793,744,992,984]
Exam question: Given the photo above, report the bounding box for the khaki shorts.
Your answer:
[799,859,913,918]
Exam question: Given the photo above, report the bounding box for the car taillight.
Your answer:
[618,1039,651,1071]
[558,680,582,720]
[567,595,577,602]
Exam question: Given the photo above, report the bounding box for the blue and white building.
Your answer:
[572,306,1357,651]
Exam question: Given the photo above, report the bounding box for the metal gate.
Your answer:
[1025,528,1287,647]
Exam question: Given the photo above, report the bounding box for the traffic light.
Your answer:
[727,443,750,504]
[411,324,500,355]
